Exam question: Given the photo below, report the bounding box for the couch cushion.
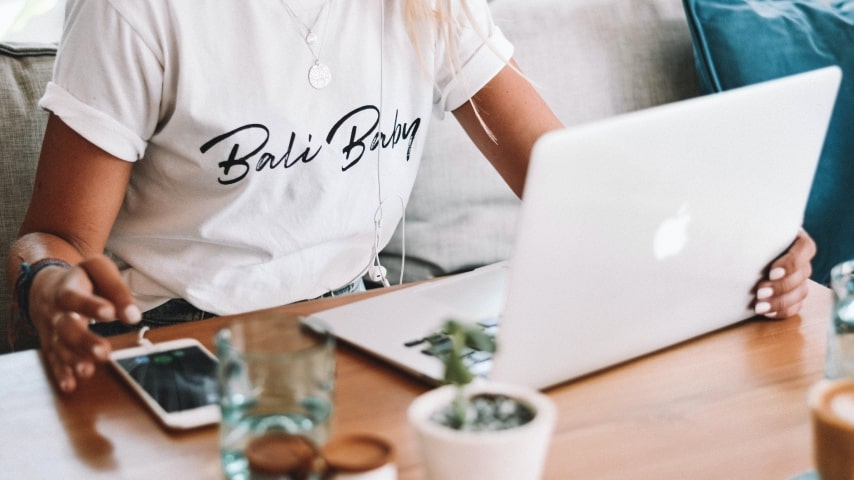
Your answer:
[0,42,56,353]
[380,0,700,283]
[683,0,854,284]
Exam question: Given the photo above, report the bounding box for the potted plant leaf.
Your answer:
[407,319,557,480]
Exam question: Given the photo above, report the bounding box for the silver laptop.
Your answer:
[312,66,841,390]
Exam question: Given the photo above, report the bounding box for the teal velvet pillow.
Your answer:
[683,0,854,284]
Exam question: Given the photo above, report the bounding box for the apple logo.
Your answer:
[653,203,691,260]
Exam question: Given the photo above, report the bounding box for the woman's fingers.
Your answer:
[54,311,110,363]
[755,280,809,319]
[754,230,816,318]
[50,255,141,325]
[42,310,112,393]
[44,347,77,393]
[79,256,141,324]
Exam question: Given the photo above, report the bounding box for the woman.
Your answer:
[8,0,815,393]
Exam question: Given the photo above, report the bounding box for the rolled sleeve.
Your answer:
[40,82,146,161]
[39,0,163,162]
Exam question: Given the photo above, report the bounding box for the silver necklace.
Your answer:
[282,1,333,89]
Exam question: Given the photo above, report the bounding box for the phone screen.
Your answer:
[114,345,219,413]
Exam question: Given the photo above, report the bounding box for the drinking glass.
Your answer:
[216,314,335,479]
[826,259,854,379]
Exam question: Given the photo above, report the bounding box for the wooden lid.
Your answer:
[322,433,394,472]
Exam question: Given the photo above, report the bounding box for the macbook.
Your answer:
[311,66,841,390]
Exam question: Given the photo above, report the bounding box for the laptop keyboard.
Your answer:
[403,316,500,378]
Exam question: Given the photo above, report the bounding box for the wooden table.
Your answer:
[0,281,831,479]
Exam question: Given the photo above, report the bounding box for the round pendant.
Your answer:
[308,62,331,89]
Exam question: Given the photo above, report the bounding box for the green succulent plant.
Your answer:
[438,319,497,429]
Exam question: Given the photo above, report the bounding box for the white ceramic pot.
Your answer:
[407,381,557,480]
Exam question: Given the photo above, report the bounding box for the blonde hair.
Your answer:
[402,0,512,142]
[402,0,506,75]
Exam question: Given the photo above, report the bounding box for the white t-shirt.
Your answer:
[40,0,513,314]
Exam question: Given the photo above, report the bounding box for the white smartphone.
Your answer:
[108,337,221,430]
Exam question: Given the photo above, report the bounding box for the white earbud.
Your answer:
[368,264,388,284]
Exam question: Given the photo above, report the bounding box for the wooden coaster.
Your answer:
[322,433,394,472]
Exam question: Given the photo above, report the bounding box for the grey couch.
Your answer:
[0,0,700,354]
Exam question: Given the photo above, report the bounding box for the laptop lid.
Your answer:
[491,66,840,388]
[314,66,841,390]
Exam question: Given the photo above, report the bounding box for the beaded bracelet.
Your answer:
[9,258,72,348]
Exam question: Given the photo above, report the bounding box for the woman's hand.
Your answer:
[753,229,816,319]
[10,115,138,392]
[28,255,141,393]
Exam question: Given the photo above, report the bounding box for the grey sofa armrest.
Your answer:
[0,42,56,353]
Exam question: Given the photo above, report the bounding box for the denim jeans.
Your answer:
[89,278,366,337]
